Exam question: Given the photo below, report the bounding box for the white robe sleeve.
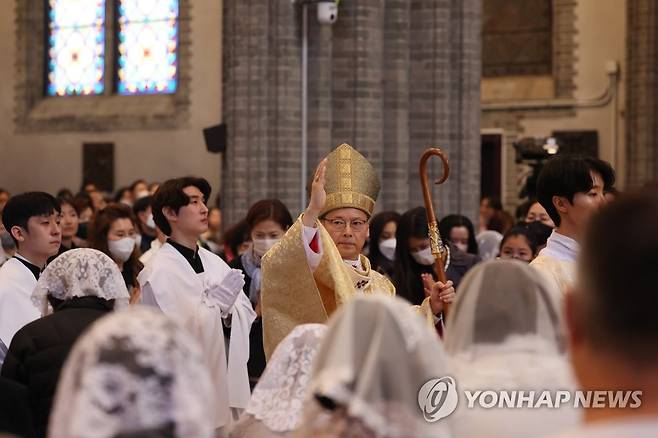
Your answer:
[225,292,256,409]
[302,224,323,272]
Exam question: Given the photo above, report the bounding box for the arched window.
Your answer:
[45,0,179,96]
[46,0,106,96]
[116,0,179,94]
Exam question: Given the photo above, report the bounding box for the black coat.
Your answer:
[0,376,36,438]
[1,296,114,438]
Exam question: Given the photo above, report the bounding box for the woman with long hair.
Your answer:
[230,199,294,387]
[393,207,479,310]
[88,203,143,302]
[367,211,400,278]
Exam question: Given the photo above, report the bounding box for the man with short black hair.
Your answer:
[138,177,255,430]
[530,155,615,294]
[556,191,658,437]
[0,192,61,365]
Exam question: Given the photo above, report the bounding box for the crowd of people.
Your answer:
[0,144,656,438]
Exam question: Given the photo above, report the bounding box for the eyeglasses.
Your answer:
[323,218,368,232]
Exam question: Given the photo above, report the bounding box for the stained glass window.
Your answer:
[47,0,105,96]
[117,0,179,95]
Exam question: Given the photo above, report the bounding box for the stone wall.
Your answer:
[222,0,482,224]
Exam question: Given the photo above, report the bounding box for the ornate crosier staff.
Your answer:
[419,148,451,318]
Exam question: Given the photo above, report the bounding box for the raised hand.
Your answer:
[303,158,328,227]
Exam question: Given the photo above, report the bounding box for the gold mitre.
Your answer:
[320,143,381,217]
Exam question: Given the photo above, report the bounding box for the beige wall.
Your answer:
[521,0,626,181]
[482,0,627,209]
[0,0,223,196]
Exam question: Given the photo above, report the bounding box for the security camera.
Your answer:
[317,1,338,25]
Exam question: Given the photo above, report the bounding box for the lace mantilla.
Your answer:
[32,248,130,315]
[48,307,216,438]
[246,323,327,432]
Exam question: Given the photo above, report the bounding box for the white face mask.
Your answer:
[108,237,136,263]
[378,238,396,261]
[411,246,435,266]
[455,242,469,253]
[146,214,156,229]
[252,238,280,258]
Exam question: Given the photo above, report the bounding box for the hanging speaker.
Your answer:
[203,124,227,153]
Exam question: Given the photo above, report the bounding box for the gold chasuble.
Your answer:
[261,144,435,358]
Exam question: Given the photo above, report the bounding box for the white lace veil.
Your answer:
[444,259,565,360]
[442,246,578,437]
[246,323,327,433]
[48,307,217,438]
[297,295,451,438]
[32,248,130,316]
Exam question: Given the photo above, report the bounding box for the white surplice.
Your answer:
[0,257,40,352]
[531,230,580,295]
[138,242,256,428]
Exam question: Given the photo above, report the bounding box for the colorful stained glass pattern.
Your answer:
[47,0,105,96]
[117,0,179,95]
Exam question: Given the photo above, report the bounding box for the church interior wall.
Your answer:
[0,0,223,196]
[482,0,627,211]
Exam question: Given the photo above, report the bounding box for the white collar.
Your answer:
[343,257,363,271]
[539,230,579,262]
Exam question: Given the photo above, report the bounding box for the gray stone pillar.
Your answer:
[223,0,482,224]
[626,0,658,188]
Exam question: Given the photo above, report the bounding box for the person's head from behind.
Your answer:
[525,220,553,253]
[566,192,658,409]
[32,248,130,315]
[444,259,564,358]
[58,198,80,243]
[89,203,139,265]
[249,324,327,433]
[132,195,154,234]
[152,176,211,240]
[299,295,449,437]
[320,207,370,261]
[536,155,615,239]
[368,211,401,262]
[245,199,293,259]
[439,214,478,254]
[499,225,537,262]
[1,192,61,265]
[48,307,216,437]
[526,200,555,228]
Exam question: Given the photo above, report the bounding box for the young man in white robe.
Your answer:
[138,177,256,430]
[0,192,61,365]
[530,155,615,295]
[555,191,658,437]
